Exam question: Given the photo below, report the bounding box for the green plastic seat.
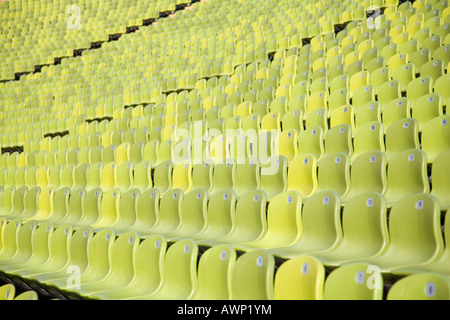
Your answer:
[193,189,236,243]
[90,189,120,230]
[271,191,342,259]
[323,262,384,300]
[165,188,208,241]
[297,126,324,161]
[385,118,419,162]
[0,219,34,267]
[317,152,351,198]
[421,115,450,164]
[15,224,73,279]
[113,188,140,233]
[1,221,54,275]
[352,121,385,161]
[430,150,450,210]
[131,188,160,236]
[209,158,235,197]
[343,151,387,203]
[211,190,267,246]
[146,188,183,236]
[260,155,288,201]
[234,157,260,198]
[0,284,15,300]
[94,234,167,300]
[274,255,325,300]
[77,232,140,298]
[314,192,389,267]
[30,226,93,284]
[131,239,198,300]
[14,290,38,300]
[323,124,353,157]
[152,160,173,196]
[230,249,274,300]
[387,273,450,300]
[50,229,116,291]
[365,193,444,273]
[239,191,302,251]
[192,244,236,300]
[384,148,430,207]
[411,93,443,131]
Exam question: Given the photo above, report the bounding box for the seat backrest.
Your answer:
[385,118,419,162]
[387,273,450,300]
[348,151,388,197]
[274,255,325,300]
[324,262,384,300]
[193,244,236,300]
[317,152,351,197]
[231,249,275,300]
[134,188,160,232]
[298,126,324,160]
[175,188,208,238]
[421,115,450,163]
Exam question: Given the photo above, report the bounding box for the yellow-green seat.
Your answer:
[260,155,288,201]
[430,150,450,210]
[238,191,302,251]
[192,244,236,300]
[146,188,183,236]
[14,290,38,300]
[387,273,450,300]
[365,193,444,273]
[271,191,342,259]
[230,249,275,300]
[0,284,15,300]
[131,188,160,236]
[314,192,389,267]
[274,255,325,300]
[323,262,384,300]
[385,118,419,162]
[94,234,167,300]
[113,188,140,233]
[383,148,430,207]
[131,238,198,300]
[78,232,140,298]
[421,115,450,164]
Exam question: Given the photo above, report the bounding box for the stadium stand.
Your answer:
[0,0,449,301]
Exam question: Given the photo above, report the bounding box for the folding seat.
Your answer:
[352,120,385,158]
[406,76,433,102]
[385,118,419,162]
[270,190,342,259]
[0,284,15,300]
[304,107,328,132]
[433,74,450,105]
[366,193,443,273]
[432,44,450,67]
[392,63,415,92]
[412,93,443,131]
[130,238,198,300]
[328,74,349,95]
[306,90,327,115]
[422,115,450,164]
[377,79,402,104]
[0,219,34,268]
[281,109,304,134]
[330,105,355,130]
[10,223,74,281]
[351,83,376,108]
[152,160,173,196]
[92,234,166,300]
[366,56,386,74]
[387,273,450,300]
[382,97,412,132]
[230,249,274,300]
[273,255,325,300]
[323,123,353,157]
[427,150,450,210]
[42,187,70,224]
[0,220,55,276]
[323,262,384,300]
[191,244,236,300]
[238,190,303,251]
[421,58,445,84]
[384,148,430,207]
[89,188,120,231]
[47,228,116,291]
[252,99,269,117]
